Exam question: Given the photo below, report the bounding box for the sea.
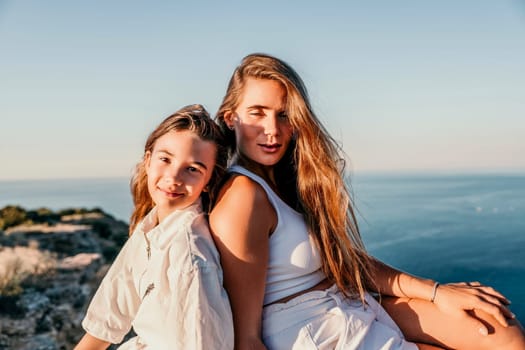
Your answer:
[1,174,524,324]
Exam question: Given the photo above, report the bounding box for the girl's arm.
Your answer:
[369,257,514,330]
[74,333,110,350]
[79,233,141,345]
[210,175,276,350]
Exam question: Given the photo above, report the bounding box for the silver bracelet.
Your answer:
[430,282,440,303]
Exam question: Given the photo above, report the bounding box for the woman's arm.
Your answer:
[210,175,276,350]
[74,333,110,350]
[369,257,515,330]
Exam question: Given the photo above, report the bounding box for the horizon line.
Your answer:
[1,168,525,182]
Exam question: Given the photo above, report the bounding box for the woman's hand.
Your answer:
[432,281,515,334]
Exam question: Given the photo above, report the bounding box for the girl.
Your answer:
[75,105,234,350]
[209,53,525,349]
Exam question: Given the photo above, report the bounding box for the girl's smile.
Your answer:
[145,129,217,223]
[157,187,184,198]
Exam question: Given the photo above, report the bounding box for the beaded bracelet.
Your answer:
[430,282,440,303]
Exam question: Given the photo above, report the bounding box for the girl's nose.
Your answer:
[166,167,183,185]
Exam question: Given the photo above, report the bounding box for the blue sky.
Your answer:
[1,0,524,180]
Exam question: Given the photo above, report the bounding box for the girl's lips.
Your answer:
[158,187,183,198]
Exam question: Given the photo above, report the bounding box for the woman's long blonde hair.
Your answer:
[129,104,227,234]
[216,53,375,300]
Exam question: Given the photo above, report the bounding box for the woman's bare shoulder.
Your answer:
[216,173,271,208]
[210,174,276,235]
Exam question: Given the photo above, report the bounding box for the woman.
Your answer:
[209,53,525,349]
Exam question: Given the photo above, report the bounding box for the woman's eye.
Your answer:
[159,157,169,163]
[278,112,288,119]
[187,166,200,173]
[249,111,264,117]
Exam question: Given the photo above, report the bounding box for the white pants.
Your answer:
[262,285,418,350]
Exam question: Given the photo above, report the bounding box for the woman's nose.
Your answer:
[263,115,279,136]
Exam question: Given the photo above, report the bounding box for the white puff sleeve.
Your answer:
[81,233,142,344]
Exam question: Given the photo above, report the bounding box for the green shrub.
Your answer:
[0,206,28,230]
[102,245,120,262]
[57,207,104,216]
[92,221,112,238]
[26,207,60,225]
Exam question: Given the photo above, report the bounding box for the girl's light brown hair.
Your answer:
[216,53,375,301]
[129,104,227,234]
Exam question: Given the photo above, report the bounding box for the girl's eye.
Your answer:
[159,157,170,163]
[187,166,201,173]
[278,112,288,119]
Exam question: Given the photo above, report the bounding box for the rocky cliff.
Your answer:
[0,206,131,350]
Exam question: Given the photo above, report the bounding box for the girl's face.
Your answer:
[226,78,294,168]
[145,129,216,223]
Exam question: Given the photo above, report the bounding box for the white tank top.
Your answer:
[230,166,326,305]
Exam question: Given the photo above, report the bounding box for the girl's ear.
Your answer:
[144,151,152,169]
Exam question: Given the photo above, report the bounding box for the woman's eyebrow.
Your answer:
[246,104,267,110]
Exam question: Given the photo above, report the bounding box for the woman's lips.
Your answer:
[259,143,281,153]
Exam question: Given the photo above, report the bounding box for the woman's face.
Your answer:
[226,78,294,167]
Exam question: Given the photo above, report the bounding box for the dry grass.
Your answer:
[5,223,91,235]
[0,246,57,296]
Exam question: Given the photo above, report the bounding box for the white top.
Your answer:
[81,201,234,350]
[230,166,325,305]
